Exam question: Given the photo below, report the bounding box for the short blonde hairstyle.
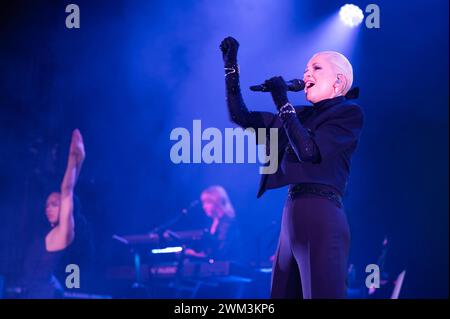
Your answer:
[312,51,353,95]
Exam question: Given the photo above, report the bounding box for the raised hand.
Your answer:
[69,129,85,167]
[263,76,289,110]
[220,36,239,66]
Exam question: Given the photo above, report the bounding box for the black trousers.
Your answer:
[271,194,350,299]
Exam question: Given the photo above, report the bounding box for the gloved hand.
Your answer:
[264,76,289,110]
[220,36,239,66]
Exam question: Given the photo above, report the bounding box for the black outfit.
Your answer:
[225,66,364,298]
[21,219,94,298]
[204,216,241,261]
[21,232,64,298]
[186,215,241,261]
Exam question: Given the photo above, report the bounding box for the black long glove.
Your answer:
[263,76,289,110]
[220,36,239,67]
[264,76,320,163]
[220,37,253,128]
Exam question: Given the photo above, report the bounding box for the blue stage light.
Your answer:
[339,4,364,27]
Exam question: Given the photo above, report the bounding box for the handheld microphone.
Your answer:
[250,79,305,92]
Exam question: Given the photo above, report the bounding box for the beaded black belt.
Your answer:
[288,184,343,207]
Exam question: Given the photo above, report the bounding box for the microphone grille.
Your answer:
[289,79,305,92]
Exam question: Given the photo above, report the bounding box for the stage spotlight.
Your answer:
[339,4,364,27]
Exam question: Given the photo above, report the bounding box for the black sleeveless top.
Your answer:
[21,231,65,298]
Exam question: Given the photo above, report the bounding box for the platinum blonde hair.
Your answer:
[312,51,353,95]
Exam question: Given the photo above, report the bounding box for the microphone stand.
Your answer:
[150,199,200,236]
[123,200,199,296]
[145,200,200,296]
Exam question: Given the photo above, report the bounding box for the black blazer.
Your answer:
[227,94,364,198]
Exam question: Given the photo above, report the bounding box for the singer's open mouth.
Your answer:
[305,81,315,93]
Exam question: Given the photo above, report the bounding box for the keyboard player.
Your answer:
[183,185,241,262]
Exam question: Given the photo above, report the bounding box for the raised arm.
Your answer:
[220,37,275,130]
[46,129,85,252]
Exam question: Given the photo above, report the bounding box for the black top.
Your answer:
[21,232,64,298]
[187,216,241,261]
[206,216,241,261]
[20,220,94,298]
[225,69,364,197]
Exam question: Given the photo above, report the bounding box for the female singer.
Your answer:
[220,37,364,298]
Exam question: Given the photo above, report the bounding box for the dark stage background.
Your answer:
[0,0,448,298]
